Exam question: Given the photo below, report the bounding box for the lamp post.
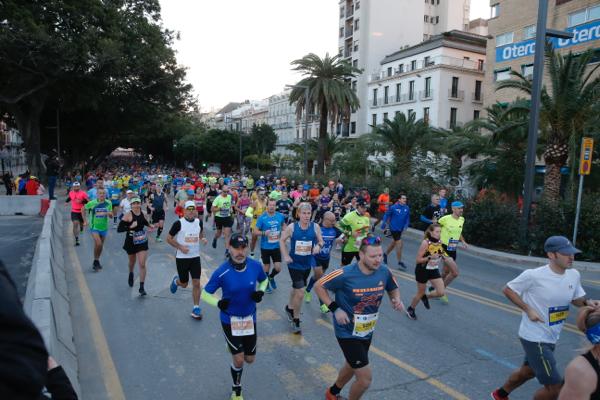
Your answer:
[285,84,310,176]
[520,0,573,242]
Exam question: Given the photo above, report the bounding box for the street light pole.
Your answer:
[285,84,310,176]
[56,108,60,157]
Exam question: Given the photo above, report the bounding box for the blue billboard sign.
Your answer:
[495,19,600,62]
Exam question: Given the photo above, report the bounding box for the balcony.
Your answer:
[446,120,464,129]
[472,92,483,104]
[419,90,434,101]
[344,48,352,58]
[369,55,485,82]
[448,89,464,101]
[345,26,353,38]
[346,7,354,18]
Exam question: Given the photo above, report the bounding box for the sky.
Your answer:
[159,0,491,112]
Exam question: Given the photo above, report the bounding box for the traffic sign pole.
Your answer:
[573,137,594,245]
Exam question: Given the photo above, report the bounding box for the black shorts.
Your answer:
[288,267,311,289]
[441,244,457,261]
[151,209,165,223]
[70,212,83,223]
[414,263,442,284]
[123,234,149,255]
[260,248,281,265]
[315,257,330,271]
[391,230,403,241]
[215,216,234,229]
[337,337,372,369]
[175,257,201,283]
[222,322,257,356]
[341,251,360,265]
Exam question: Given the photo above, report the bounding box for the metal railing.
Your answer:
[370,55,485,82]
[448,89,465,100]
[472,92,483,103]
[446,120,464,129]
[419,90,434,100]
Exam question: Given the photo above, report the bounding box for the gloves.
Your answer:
[217,298,230,311]
[250,291,264,303]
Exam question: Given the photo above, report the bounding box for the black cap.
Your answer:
[356,198,367,207]
[229,233,249,248]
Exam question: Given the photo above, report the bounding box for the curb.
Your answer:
[24,201,80,396]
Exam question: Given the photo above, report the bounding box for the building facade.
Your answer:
[338,0,472,136]
[484,0,600,108]
[368,30,487,130]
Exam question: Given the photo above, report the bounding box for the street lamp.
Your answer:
[285,84,310,176]
[520,0,573,242]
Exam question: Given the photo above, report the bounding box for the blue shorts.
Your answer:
[90,229,108,237]
[520,338,561,385]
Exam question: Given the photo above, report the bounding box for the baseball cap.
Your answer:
[356,198,367,207]
[130,197,141,203]
[229,233,249,248]
[544,236,581,255]
[126,190,133,194]
[451,201,464,208]
[72,182,80,187]
[186,189,194,195]
[184,200,196,209]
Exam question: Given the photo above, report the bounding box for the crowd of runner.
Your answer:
[61,165,599,400]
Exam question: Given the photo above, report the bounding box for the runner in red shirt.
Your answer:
[372,188,390,232]
[66,182,89,246]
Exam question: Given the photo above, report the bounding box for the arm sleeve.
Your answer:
[506,270,533,296]
[168,221,181,237]
[420,215,433,224]
[201,290,219,307]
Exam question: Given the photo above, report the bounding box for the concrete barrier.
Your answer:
[0,195,44,215]
[24,202,80,395]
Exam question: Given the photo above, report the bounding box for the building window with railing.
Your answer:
[398,63,404,73]
[424,77,431,97]
[351,121,356,134]
[387,67,392,77]
[408,109,414,119]
[451,77,459,98]
[409,80,415,100]
[474,80,482,101]
[372,114,377,127]
[383,112,388,121]
[355,1,360,10]
[411,60,417,70]
[339,27,344,38]
[473,110,480,120]
[477,59,484,71]
[354,40,359,51]
[354,19,359,31]
[423,107,430,125]
[450,107,457,128]
[396,83,401,102]
[372,88,378,105]
[352,80,357,92]
[384,86,389,104]
[340,7,345,18]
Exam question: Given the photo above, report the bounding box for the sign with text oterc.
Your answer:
[496,19,600,63]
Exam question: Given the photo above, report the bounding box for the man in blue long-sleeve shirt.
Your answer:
[381,194,410,270]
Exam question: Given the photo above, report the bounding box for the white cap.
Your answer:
[184,200,196,209]
[72,182,80,186]
[126,190,133,194]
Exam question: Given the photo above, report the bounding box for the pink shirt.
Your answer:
[69,191,89,213]
[290,190,302,200]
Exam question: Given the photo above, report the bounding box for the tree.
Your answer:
[370,112,431,179]
[289,53,361,175]
[430,124,487,179]
[496,45,600,203]
[249,124,277,156]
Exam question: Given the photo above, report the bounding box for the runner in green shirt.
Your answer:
[337,199,370,266]
[435,201,468,301]
[82,188,113,271]
[212,186,234,255]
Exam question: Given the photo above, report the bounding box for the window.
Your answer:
[478,59,484,71]
[340,7,344,18]
[450,108,457,128]
[351,121,356,134]
[398,64,404,73]
[424,77,431,97]
[494,68,512,81]
[351,80,357,92]
[352,59,358,68]
[424,15,429,22]
[355,1,360,10]
[383,112,388,121]
[372,88,378,106]
[473,110,480,120]
[474,80,482,101]
[354,40,359,51]
[408,109,414,118]
[523,24,536,40]
[423,107,430,124]
[590,5,600,21]
[354,19,359,30]
[522,64,534,78]
[496,32,514,47]
[451,76,459,98]
[384,86,389,104]
[435,16,439,24]
[338,47,343,57]
[491,3,500,18]
[372,114,377,126]
[387,67,392,77]
[339,27,344,38]
[568,9,587,27]
[411,60,417,70]
[409,80,415,100]
[396,83,401,102]
[395,111,400,117]
[424,56,431,66]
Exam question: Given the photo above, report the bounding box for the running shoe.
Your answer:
[265,282,273,294]
[269,277,277,290]
[92,260,100,272]
[421,294,430,310]
[230,392,243,400]
[190,306,203,320]
[304,291,312,303]
[212,238,217,249]
[170,275,178,294]
[491,389,509,400]
[428,286,435,293]
[325,390,348,400]
[291,319,301,334]
[75,238,80,246]
[383,253,388,264]
[405,306,417,320]
[250,252,255,259]
[156,236,162,242]
[285,305,294,322]
[397,262,407,271]
[139,287,147,296]
[320,304,330,314]
[225,249,229,257]
[440,295,449,305]
[128,272,134,287]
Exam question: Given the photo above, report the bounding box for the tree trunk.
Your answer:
[542,139,569,204]
[395,150,412,181]
[316,103,328,176]
[8,92,47,176]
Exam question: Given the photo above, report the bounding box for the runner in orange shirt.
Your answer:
[372,188,390,232]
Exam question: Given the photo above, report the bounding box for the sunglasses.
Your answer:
[361,236,382,246]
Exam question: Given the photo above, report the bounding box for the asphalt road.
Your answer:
[62,203,600,400]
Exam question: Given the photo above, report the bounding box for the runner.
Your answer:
[304,211,343,314]
[65,182,88,246]
[167,200,208,319]
[338,198,370,266]
[371,188,390,232]
[235,189,252,236]
[419,194,442,229]
[87,178,104,201]
[558,306,600,400]
[249,188,267,258]
[119,190,134,220]
[212,185,234,255]
[275,190,293,225]
[117,197,153,296]
[107,183,122,227]
[436,201,467,295]
[254,198,286,294]
[201,233,268,400]
[314,235,404,400]
[315,187,332,224]
[280,202,324,334]
[491,236,599,400]
[206,183,219,223]
[82,188,112,271]
[405,223,454,319]
[147,185,168,242]
[380,194,410,270]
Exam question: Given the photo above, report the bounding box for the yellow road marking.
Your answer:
[277,370,305,393]
[67,227,126,399]
[390,270,583,336]
[316,319,470,400]
[259,333,311,352]
[258,308,282,321]
[583,279,600,287]
[312,363,339,384]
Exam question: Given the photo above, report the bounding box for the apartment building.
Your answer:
[338,0,471,136]
[367,30,487,130]
[484,0,600,107]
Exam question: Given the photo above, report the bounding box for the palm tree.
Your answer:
[289,53,361,175]
[496,45,600,203]
[370,112,430,178]
[430,124,488,179]
[306,134,344,170]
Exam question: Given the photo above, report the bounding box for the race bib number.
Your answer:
[267,228,280,243]
[195,200,204,208]
[220,207,231,217]
[353,313,378,338]
[548,306,569,326]
[184,233,199,243]
[426,258,440,270]
[231,315,254,337]
[447,238,459,252]
[111,193,119,200]
[133,230,147,245]
[294,240,312,256]
[95,207,108,218]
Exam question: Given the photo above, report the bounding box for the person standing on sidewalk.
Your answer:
[45,151,60,200]
[380,194,410,270]
[491,236,600,400]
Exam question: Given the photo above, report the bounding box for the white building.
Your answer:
[338,0,471,136]
[367,30,486,130]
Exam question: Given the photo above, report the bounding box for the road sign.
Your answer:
[579,137,594,175]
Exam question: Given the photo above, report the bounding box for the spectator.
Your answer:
[45,151,60,200]
[25,176,40,196]
[2,172,14,195]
